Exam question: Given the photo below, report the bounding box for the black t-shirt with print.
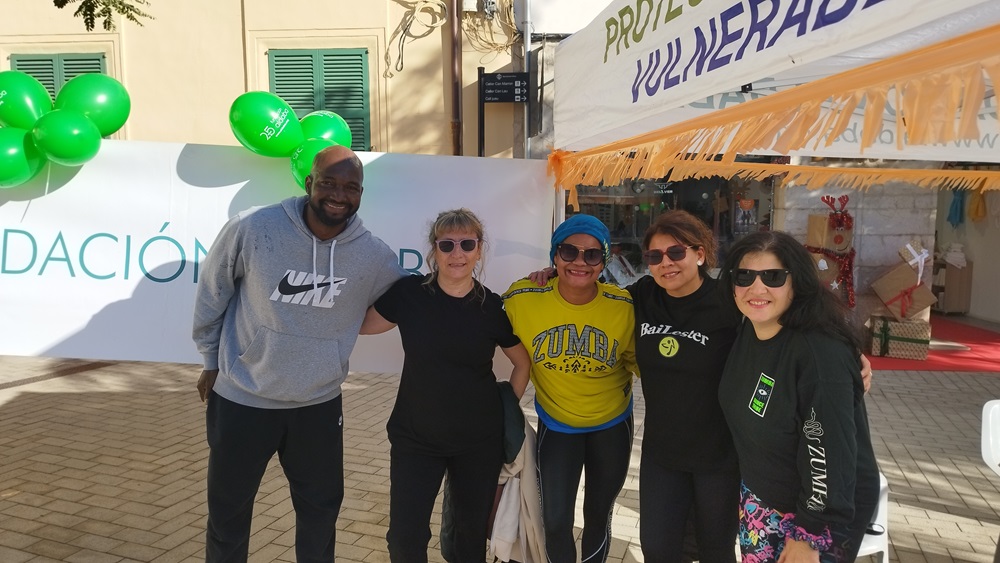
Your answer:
[374,274,521,455]
[626,275,740,472]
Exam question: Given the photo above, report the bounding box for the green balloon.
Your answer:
[0,127,47,188]
[229,92,305,157]
[300,111,353,149]
[290,138,337,189]
[55,73,131,137]
[30,109,102,167]
[0,70,53,129]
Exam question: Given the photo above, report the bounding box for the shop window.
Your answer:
[268,48,371,152]
[10,53,106,100]
[572,173,776,286]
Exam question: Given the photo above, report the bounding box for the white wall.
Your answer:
[513,0,610,34]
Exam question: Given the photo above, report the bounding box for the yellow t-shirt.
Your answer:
[502,277,638,430]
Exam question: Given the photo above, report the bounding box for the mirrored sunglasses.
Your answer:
[732,268,790,288]
[436,239,478,253]
[642,245,695,265]
[556,244,604,266]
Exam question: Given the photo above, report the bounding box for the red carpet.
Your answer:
[869,314,1000,372]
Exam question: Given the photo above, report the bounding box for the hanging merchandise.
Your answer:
[968,190,987,222]
[946,189,967,228]
[988,191,1000,227]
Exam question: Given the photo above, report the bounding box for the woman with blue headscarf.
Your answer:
[502,214,639,563]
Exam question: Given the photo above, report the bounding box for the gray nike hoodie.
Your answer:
[193,195,406,409]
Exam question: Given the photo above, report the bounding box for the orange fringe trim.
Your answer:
[551,23,1000,206]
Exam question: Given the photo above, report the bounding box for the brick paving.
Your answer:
[0,355,999,562]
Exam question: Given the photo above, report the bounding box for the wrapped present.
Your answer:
[898,239,930,268]
[805,195,854,252]
[869,316,931,360]
[870,262,936,321]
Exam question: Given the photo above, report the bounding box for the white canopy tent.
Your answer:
[554,0,1000,163]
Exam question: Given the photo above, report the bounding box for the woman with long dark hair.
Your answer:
[717,230,879,563]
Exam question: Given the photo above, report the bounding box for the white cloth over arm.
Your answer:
[490,420,544,563]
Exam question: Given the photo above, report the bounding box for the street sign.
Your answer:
[481,72,529,103]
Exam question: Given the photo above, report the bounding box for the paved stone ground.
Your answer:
[0,354,999,562]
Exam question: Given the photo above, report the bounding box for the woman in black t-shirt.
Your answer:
[627,210,743,563]
[361,208,531,563]
[717,231,879,563]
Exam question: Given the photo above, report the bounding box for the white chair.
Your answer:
[982,400,1000,563]
[982,400,1000,479]
[857,471,889,563]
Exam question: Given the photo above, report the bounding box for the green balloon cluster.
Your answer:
[291,111,354,189]
[228,94,354,189]
[300,111,353,149]
[229,92,304,157]
[0,127,45,189]
[0,70,131,189]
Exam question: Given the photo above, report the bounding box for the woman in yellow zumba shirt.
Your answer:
[502,214,639,563]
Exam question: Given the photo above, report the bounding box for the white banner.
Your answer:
[0,141,555,372]
[554,0,996,151]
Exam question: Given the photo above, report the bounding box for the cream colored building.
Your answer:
[2,0,526,157]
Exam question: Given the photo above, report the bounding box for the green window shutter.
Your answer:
[59,54,106,83]
[270,51,318,118]
[270,48,370,152]
[10,56,58,100]
[10,53,106,100]
[322,50,370,153]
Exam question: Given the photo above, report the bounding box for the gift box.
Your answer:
[869,316,931,360]
[806,214,854,252]
[870,262,937,321]
[898,239,930,268]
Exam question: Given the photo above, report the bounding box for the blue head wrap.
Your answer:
[549,214,611,266]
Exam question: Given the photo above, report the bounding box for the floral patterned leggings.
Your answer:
[738,482,871,563]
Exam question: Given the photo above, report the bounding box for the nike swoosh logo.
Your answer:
[278,273,331,296]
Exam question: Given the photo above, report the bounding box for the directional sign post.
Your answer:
[482,71,529,103]
[478,67,530,156]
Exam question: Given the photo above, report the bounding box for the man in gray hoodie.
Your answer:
[192,145,406,562]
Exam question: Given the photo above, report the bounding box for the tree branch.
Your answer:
[52,0,154,32]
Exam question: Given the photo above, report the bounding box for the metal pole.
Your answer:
[450,0,463,155]
[478,66,485,157]
[522,0,532,159]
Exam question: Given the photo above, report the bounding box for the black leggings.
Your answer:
[536,416,633,563]
[638,459,740,563]
[387,439,502,563]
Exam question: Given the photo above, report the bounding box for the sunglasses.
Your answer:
[732,269,790,288]
[642,245,695,265]
[556,244,604,266]
[435,239,478,253]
